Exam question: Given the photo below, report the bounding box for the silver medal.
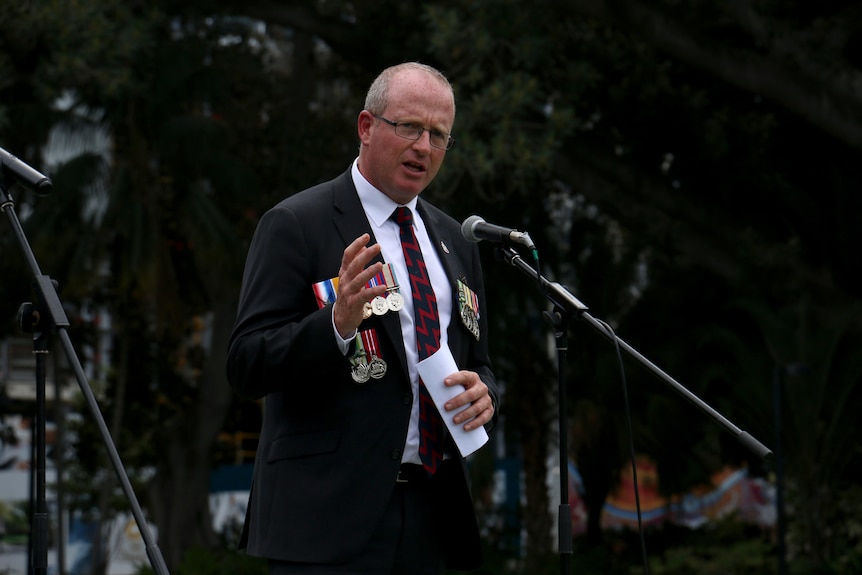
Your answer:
[387,292,404,312]
[351,362,370,384]
[369,357,387,379]
[371,296,389,316]
[461,306,472,328]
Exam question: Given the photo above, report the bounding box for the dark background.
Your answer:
[1,1,860,573]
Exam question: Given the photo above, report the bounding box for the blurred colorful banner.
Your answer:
[568,457,775,533]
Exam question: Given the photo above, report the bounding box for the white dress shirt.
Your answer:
[344,159,453,464]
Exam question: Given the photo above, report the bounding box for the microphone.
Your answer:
[461,215,535,249]
[0,146,53,196]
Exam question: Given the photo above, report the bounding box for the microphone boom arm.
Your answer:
[495,245,772,460]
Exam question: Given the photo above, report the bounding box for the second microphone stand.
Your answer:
[1,184,170,575]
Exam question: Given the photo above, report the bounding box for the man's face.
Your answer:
[357,70,455,205]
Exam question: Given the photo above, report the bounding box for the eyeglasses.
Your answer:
[372,114,455,151]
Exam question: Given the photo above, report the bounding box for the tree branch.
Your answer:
[554,142,849,306]
[571,0,862,151]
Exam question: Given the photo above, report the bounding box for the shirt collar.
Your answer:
[351,159,419,228]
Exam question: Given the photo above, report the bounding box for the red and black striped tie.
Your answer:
[394,206,444,475]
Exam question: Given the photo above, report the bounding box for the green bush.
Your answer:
[136,547,266,575]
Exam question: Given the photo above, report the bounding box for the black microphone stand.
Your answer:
[18,300,49,575]
[544,306,574,575]
[494,245,772,574]
[1,181,170,575]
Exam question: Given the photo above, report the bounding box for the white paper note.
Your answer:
[417,346,490,458]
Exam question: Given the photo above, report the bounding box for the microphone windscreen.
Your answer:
[461,215,484,242]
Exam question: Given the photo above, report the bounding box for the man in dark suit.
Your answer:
[227,62,499,574]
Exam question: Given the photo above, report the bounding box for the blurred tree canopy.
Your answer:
[2,0,861,572]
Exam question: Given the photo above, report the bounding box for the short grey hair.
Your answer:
[364,62,455,116]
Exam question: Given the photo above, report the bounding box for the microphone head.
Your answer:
[461,215,484,242]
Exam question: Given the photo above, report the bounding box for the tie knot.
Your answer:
[393,206,413,228]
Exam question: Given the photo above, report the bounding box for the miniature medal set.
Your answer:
[312,264,401,384]
[457,279,481,341]
[361,263,404,319]
[312,265,481,383]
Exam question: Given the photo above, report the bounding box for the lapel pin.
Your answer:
[441,241,450,254]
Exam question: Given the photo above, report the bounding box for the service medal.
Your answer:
[457,279,481,341]
[351,362,370,384]
[371,295,389,316]
[369,357,387,379]
[387,291,404,312]
[461,306,472,325]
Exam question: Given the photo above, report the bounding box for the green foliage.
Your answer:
[3,0,862,572]
[446,518,776,574]
[785,481,862,574]
[0,500,31,547]
[425,1,581,201]
[592,520,774,575]
[136,547,267,575]
[644,538,773,575]
[828,484,862,573]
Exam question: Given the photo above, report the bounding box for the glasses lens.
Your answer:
[395,123,422,140]
[429,133,447,149]
[392,121,452,150]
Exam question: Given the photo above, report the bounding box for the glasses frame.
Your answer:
[372,114,455,151]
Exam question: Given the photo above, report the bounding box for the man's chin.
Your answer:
[389,181,426,203]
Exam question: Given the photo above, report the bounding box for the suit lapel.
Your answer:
[417,200,462,304]
[332,172,376,255]
[417,200,473,355]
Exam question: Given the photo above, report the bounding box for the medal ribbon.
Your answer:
[469,286,479,319]
[366,270,385,289]
[381,263,400,294]
[312,277,339,309]
[458,280,478,317]
[359,329,381,362]
[352,331,367,366]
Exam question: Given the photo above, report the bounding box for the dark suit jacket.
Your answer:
[226,169,499,570]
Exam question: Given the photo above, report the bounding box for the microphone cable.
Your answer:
[597,317,650,575]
